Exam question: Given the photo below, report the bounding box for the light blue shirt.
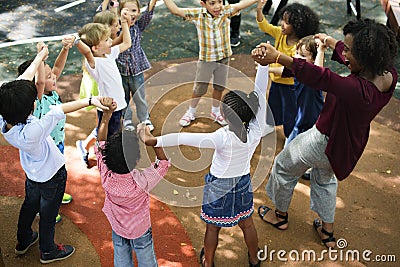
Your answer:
[0,105,65,182]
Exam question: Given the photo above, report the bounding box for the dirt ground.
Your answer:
[0,55,399,266]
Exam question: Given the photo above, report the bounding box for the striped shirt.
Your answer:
[184,6,234,62]
[95,141,169,239]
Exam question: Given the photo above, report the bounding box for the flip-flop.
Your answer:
[313,218,336,248]
[257,205,288,230]
[199,247,215,267]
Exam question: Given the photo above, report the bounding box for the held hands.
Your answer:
[137,123,157,146]
[62,36,75,49]
[91,96,116,111]
[120,8,131,25]
[315,38,327,53]
[257,0,266,9]
[37,43,49,62]
[251,42,279,66]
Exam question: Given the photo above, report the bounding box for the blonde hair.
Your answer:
[78,23,111,48]
[119,0,141,11]
[93,11,118,26]
[296,35,318,61]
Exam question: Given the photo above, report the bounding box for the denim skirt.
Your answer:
[200,173,254,227]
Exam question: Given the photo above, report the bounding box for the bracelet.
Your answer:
[88,96,92,106]
[275,52,281,64]
[323,36,329,46]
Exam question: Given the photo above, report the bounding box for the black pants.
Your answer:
[262,0,289,25]
[225,0,241,38]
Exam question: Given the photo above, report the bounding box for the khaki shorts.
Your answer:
[193,58,229,96]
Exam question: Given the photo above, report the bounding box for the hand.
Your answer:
[314,33,329,43]
[99,97,117,113]
[36,41,45,53]
[251,42,278,66]
[90,96,115,111]
[137,122,156,145]
[315,38,327,53]
[120,8,131,24]
[257,0,267,9]
[62,36,75,49]
[38,45,49,62]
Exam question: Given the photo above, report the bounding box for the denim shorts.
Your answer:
[200,173,254,227]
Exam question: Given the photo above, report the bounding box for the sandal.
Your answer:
[257,205,288,230]
[199,247,215,267]
[248,248,261,267]
[313,218,336,248]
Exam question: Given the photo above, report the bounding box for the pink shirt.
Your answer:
[95,141,169,239]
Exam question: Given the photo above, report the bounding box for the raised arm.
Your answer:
[163,0,186,18]
[256,0,265,22]
[34,42,46,100]
[97,97,117,141]
[118,8,132,53]
[74,35,96,69]
[52,38,71,79]
[18,45,48,82]
[232,0,257,14]
[314,38,326,68]
[148,0,157,12]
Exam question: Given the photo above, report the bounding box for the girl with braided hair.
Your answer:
[139,64,272,267]
[253,18,398,248]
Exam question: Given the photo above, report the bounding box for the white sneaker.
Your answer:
[124,123,135,132]
[262,124,275,137]
[179,112,195,127]
[210,112,227,126]
[142,119,154,132]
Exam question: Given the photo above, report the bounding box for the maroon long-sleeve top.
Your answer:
[291,41,397,180]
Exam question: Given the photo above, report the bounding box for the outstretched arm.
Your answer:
[34,42,46,100]
[97,97,117,141]
[60,96,109,114]
[163,0,186,18]
[232,0,258,14]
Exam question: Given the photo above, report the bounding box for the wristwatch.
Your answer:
[73,33,80,46]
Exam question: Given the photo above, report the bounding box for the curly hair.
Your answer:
[221,90,259,134]
[102,130,141,174]
[343,19,398,76]
[0,80,37,125]
[280,3,320,39]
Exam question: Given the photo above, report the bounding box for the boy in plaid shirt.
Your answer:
[163,0,257,127]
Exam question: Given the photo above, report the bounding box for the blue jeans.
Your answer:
[122,73,150,123]
[112,228,157,267]
[17,166,67,252]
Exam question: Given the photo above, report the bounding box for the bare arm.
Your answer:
[52,38,71,79]
[34,42,46,100]
[314,38,326,67]
[75,37,96,69]
[163,0,186,18]
[314,33,338,51]
[18,45,48,81]
[148,0,157,12]
[232,0,257,14]
[256,0,265,22]
[97,97,117,141]
[60,96,109,114]
[118,8,132,53]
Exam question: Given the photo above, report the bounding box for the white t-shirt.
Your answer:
[0,106,65,182]
[155,65,270,178]
[85,46,127,111]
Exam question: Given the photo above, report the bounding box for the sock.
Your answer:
[211,105,220,114]
[124,119,133,126]
[188,106,197,115]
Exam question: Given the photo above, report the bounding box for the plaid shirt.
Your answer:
[116,7,153,76]
[184,6,234,62]
[95,141,170,239]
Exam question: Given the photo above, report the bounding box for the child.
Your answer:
[95,98,169,266]
[140,64,271,266]
[253,19,397,248]
[0,45,110,263]
[256,1,319,138]
[70,7,131,137]
[163,0,258,127]
[76,10,123,167]
[117,0,157,132]
[18,40,74,223]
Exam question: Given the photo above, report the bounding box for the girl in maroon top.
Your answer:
[253,19,398,248]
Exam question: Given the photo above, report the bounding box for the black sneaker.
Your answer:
[40,244,75,264]
[230,36,241,47]
[15,231,39,255]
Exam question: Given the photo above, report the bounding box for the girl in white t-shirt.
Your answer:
[139,64,271,267]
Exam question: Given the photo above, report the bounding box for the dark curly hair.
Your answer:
[221,90,259,141]
[343,19,398,76]
[0,80,37,125]
[279,3,320,39]
[102,130,141,174]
